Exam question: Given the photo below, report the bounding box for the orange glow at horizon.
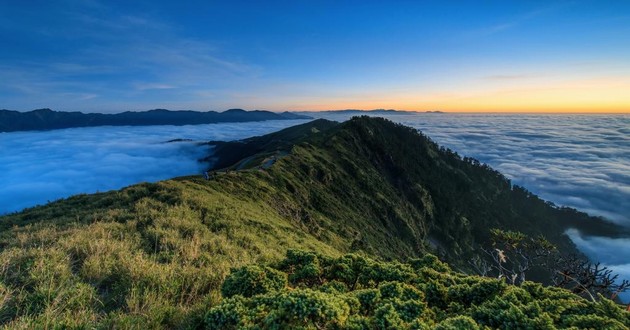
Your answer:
[279,77,630,113]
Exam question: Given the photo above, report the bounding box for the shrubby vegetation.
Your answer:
[470,228,629,301]
[0,116,627,327]
[206,250,630,329]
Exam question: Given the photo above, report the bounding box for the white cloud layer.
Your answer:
[0,119,308,214]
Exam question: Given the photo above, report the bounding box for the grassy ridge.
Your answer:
[0,116,627,328]
[0,178,342,328]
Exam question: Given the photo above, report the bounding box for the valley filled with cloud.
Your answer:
[0,119,308,214]
[3,114,627,226]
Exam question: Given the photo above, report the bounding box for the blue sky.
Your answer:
[1,0,629,112]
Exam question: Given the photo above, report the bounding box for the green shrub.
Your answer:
[379,281,423,301]
[409,254,451,273]
[280,250,324,285]
[221,265,287,298]
[319,280,349,294]
[271,289,352,327]
[373,303,406,329]
[434,315,479,330]
[204,296,246,329]
[471,297,555,330]
[353,289,381,314]
[561,314,628,329]
[206,251,630,329]
[205,289,353,329]
[447,277,506,306]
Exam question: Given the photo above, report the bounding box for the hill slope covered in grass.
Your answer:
[0,117,627,328]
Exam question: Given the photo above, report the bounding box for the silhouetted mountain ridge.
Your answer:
[0,108,310,132]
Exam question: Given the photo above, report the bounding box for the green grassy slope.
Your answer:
[0,116,626,328]
[205,116,623,261]
[201,118,338,170]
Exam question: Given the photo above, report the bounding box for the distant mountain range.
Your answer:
[300,109,444,115]
[0,108,311,132]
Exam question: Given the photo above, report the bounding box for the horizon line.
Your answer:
[3,107,629,115]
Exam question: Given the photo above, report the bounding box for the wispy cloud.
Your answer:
[0,0,263,111]
[484,74,536,80]
[134,83,178,91]
[468,3,569,37]
[60,93,99,101]
[474,22,518,36]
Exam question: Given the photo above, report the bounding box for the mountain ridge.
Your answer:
[205,117,627,247]
[0,108,310,132]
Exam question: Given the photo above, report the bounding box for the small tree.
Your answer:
[470,229,630,303]
[469,229,555,285]
[552,254,630,302]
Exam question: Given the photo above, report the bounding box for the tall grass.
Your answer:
[0,174,346,327]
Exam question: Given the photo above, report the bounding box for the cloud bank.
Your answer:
[0,119,308,214]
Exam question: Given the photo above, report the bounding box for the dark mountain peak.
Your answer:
[310,109,415,115]
[278,111,312,119]
[30,108,54,113]
[224,108,247,113]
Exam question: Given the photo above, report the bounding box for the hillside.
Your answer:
[0,108,310,132]
[205,116,626,260]
[0,117,627,328]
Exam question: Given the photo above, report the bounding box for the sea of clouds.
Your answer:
[1,113,628,300]
[0,119,308,214]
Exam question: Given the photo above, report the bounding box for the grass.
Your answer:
[0,174,347,327]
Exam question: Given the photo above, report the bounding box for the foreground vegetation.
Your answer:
[207,250,630,329]
[0,117,627,328]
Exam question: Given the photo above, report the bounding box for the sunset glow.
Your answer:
[1,1,629,113]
